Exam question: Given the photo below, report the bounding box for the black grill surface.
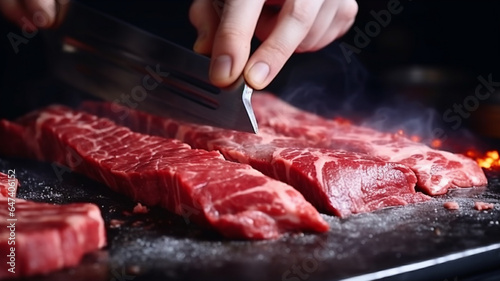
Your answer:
[1,157,500,281]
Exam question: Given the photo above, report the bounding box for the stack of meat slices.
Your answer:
[81,92,487,217]
[0,172,106,279]
[0,106,329,241]
[0,92,488,242]
[251,93,487,196]
[83,102,429,217]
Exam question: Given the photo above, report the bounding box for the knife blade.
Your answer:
[42,0,258,133]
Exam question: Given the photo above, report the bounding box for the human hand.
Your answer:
[189,0,358,90]
[0,0,58,29]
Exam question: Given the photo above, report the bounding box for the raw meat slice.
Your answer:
[251,92,488,195]
[133,203,149,214]
[82,102,430,218]
[474,201,494,211]
[271,147,429,217]
[443,201,459,210]
[0,106,328,239]
[0,171,18,198]
[0,175,106,279]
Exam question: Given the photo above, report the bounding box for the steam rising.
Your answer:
[362,98,439,142]
[269,42,370,118]
[271,43,482,152]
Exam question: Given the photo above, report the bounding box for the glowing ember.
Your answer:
[410,135,421,142]
[333,117,352,125]
[394,129,420,142]
[431,139,442,148]
[465,150,479,158]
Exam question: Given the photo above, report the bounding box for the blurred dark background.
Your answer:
[353,0,500,75]
[1,0,499,142]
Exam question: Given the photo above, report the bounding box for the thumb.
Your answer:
[189,0,220,55]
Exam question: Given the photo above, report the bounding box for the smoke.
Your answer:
[362,97,439,142]
[267,42,372,119]
[267,43,485,152]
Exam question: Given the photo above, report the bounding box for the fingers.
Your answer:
[0,0,27,26]
[296,0,340,52]
[245,0,324,89]
[0,0,57,28]
[335,0,358,38]
[192,0,359,89]
[297,0,358,53]
[189,0,219,55]
[209,0,266,87]
[313,0,358,50]
[22,0,57,28]
[253,5,279,41]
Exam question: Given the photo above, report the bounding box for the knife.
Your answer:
[42,0,258,133]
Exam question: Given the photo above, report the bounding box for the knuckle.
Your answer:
[334,0,359,37]
[190,0,217,27]
[340,0,359,21]
[217,24,252,42]
[264,38,292,61]
[287,0,323,27]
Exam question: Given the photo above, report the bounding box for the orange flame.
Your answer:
[476,150,500,169]
[465,150,479,158]
[390,128,498,169]
[465,149,500,169]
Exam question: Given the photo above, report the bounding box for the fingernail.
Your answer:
[248,62,270,86]
[211,55,232,81]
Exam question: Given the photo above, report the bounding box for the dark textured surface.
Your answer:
[1,157,500,281]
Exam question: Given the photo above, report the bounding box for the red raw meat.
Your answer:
[0,121,34,160]
[251,92,488,195]
[474,201,494,211]
[133,203,149,214]
[81,102,430,218]
[0,173,106,279]
[0,171,18,198]
[0,106,328,239]
[443,201,459,210]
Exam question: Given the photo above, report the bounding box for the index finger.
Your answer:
[209,0,266,87]
[245,0,324,89]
